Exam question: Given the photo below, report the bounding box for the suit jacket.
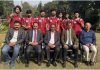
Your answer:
[5,28,25,45]
[26,29,43,45]
[61,29,78,45]
[44,31,60,46]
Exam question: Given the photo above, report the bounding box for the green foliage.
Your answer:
[34,1,43,17]
[37,1,42,12]
[34,10,40,17]
[0,1,14,18]
[22,2,35,17]
[43,1,100,30]
[0,22,8,32]
[43,1,58,16]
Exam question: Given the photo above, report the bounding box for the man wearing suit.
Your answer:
[44,24,60,67]
[61,22,79,68]
[25,22,43,67]
[2,21,25,68]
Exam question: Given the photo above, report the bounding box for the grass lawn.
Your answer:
[0,33,100,69]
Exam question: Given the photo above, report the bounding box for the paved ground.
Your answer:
[0,33,100,69]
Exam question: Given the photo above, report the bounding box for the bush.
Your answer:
[0,19,8,33]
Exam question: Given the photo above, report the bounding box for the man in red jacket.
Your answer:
[71,12,84,37]
[35,10,47,35]
[57,12,64,31]
[22,9,35,30]
[47,9,61,32]
[7,5,22,28]
[62,13,71,30]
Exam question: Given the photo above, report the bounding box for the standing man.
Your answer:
[72,12,84,37]
[61,22,79,68]
[2,21,25,68]
[47,9,61,32]
[57,12,64,31]
[7,5,22,28]
[62,13,71,30]
[44,24,60,67]
[80,22,97,66]
[25,22,43,67]
[35,10,47,35]
[22,9,35,30]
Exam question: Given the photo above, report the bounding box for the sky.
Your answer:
[14,0,53,7]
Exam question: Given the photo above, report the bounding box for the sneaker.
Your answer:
[85,61,90,66]
[25,63,29,67]
[46,61,50,67]
[74,63,78,68]
[9,63,15,69]
[52,61,57,67]
[90,61,95,66]
[9,61,15,69]
[38,62,41,66]
[4,60,10,66]
[62,62,66,68]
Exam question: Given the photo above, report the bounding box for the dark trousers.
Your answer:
[25,45,42,64]
[45,46,60,61]
[63,45,78,63]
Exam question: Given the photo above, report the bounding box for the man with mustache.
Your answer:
[25,22,43,67]
[2,21,25,68]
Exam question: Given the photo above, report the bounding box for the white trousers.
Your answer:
[83,45,97,62]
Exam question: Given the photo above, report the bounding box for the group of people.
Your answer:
[1,5,97,68]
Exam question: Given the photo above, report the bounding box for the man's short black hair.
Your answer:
[26,9,32,14]
[14,21,21,25]
[14,5,22,12]
[51,8,57,12]
[33,21,38,24]
[74,11,80,14]
[40,9,45,13]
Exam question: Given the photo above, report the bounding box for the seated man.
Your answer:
[80,22,97,66]
[2,21,25,68]
[44,24,60,67]
[61,22,79,68]
[25,22,43,67]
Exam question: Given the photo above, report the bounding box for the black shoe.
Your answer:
[46,61,50,67]
[74,63,78,68]
[85,61,90,66]
[90,61,94,66]
[52,61,57,66]
[62,62,66,68]
[38,62,41,66]
[25,64,29,67]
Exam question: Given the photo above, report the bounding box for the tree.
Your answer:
[37,1,42,12]
[43,1,100,30]
[0,0,14,18]
[43,1,69,17]
[0,1,4,16]
[22,2,35,17]
[43,1,58,16]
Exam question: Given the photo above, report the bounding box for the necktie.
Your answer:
[33,30,36,43]
[68,30,71,46]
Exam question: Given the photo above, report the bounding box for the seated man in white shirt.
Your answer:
[2,21,25,68]
[44,24,60,67]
